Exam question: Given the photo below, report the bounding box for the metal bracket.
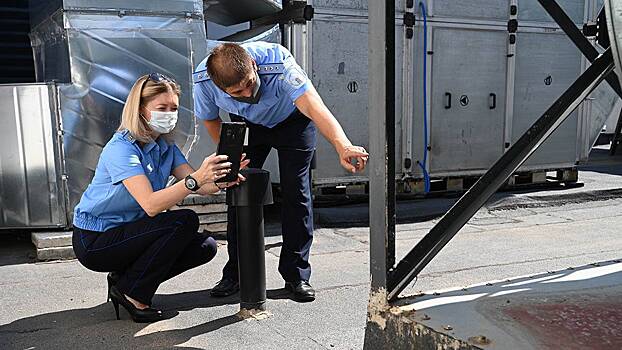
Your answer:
[404,12,415,27]
[404,11,415,39]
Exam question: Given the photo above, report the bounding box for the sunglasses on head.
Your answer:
[148,72,175,83]
[141,73,176,89]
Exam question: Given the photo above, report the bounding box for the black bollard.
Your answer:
[226,168,273,311]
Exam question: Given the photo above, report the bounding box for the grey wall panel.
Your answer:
[512,31,582,168]
[431,0,509,20]
[429,27,508,174]
[310,17,404,182]
[0,84,67,228]
[588,83,618,146]
[518,0,586,24]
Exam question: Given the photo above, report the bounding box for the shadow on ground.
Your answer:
[0,289,239,350]
[0,286,300,350]
[579,147,622,176]
[0,231,36,266]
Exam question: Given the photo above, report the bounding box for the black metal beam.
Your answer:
[537,0,622,98]
[368,0,396,295]
[387,49,615,301]
[385,0,396,273]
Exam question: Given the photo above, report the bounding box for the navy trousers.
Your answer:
[224,110,316,283]
[72,209,217,305]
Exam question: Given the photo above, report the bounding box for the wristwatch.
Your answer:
[184,175,201,192]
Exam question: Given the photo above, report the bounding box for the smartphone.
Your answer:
[216,122,246,183]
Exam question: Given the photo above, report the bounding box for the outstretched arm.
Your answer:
[294,85,368,173]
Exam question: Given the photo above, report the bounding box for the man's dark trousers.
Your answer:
[224,109,316,283]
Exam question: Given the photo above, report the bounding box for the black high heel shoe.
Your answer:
[109,285,163,323]
[106,272,120,302]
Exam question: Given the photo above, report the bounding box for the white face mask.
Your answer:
[145,110,178,134]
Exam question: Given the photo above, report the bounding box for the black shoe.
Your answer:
[109,285,163,323]
[106,272,121,302]
[210,278,239,297]
[285,280,316,302]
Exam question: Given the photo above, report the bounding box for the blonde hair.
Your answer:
[118,75,181,143]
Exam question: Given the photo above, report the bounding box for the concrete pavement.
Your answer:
[1,150,622,349]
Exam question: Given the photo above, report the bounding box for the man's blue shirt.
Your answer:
[193,42,312,128]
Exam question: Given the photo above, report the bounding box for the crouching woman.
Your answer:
[72,73,248,323]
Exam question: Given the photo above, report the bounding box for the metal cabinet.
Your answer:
[311,0,406,12]
[512,30,583,168]
[430,0,510,20]
[291,0,619,187]
[518,0,586,24]
[309,14,405,183]
[427,0,585,23]
[0,84,68,229]
[428,26,508,175]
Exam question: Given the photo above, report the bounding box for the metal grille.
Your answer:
[0,1,35,84]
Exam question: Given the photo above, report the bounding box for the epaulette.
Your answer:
[121,129,137,143]
[193,58,285,84]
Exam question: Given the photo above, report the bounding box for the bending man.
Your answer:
[193,42,368,302]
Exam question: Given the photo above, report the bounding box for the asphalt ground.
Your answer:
[1,146,621,349]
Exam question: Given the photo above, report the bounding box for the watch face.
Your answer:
[186,178,197,189]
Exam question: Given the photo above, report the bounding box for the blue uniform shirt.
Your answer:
[73,130,188,232]
[193,42,312,128]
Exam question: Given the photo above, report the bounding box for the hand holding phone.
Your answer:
[216,122,247,183]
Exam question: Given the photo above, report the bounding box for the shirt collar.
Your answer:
[143,136,170,154]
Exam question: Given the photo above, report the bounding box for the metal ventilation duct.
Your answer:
[203,0,282,25]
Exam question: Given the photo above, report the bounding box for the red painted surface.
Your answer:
[505,300,622,350]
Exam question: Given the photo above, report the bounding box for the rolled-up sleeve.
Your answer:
[102,140,145,185]
[193,82,219,120]
[172,144,189,170]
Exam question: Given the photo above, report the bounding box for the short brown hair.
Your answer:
[118,75,181,142]
[206,43,254,90]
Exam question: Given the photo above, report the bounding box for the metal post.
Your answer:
[226,168,274,311]
[367,0,396,297]
[387,49,615,301]
[364,1,396,347]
